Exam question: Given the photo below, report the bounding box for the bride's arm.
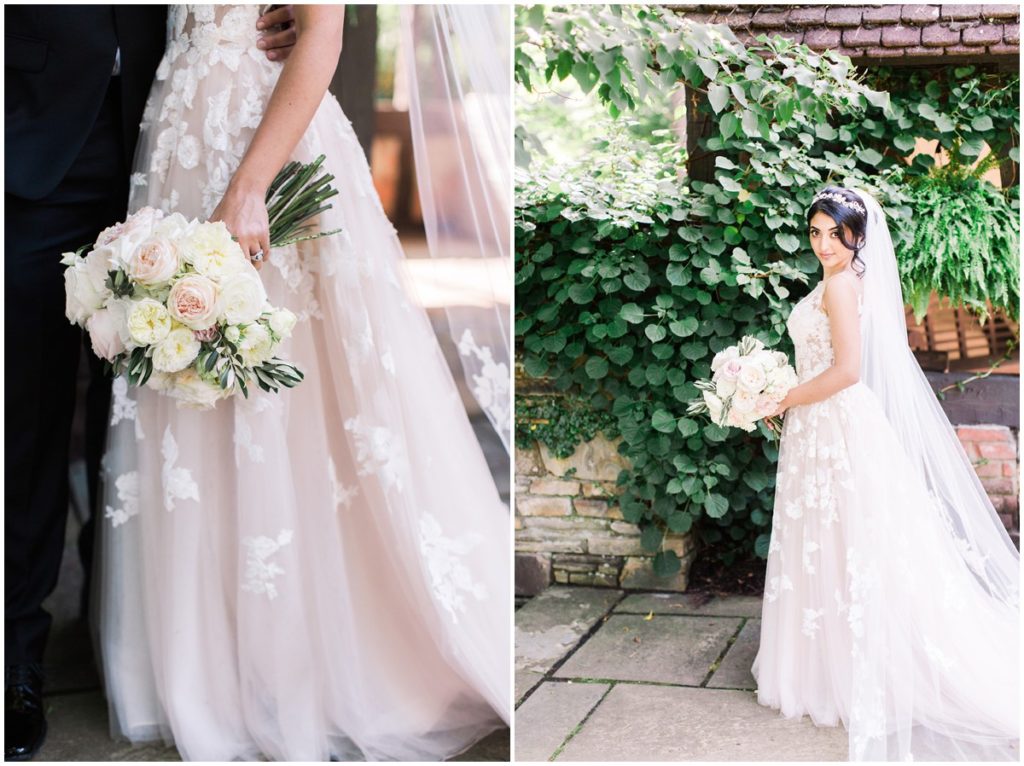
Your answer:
[211,6,345,265]
[770,277,862,416]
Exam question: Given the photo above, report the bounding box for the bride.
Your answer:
[751,186,1019,760]
[96,5,509,761]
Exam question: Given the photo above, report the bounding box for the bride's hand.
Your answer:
[768,394,792,419]
[211,180,271,271]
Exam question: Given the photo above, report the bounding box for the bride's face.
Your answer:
[808,212,855,272]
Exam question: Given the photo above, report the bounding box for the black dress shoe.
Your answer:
[5,664,46,761]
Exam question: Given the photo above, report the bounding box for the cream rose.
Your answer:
[238,323,274,367]
[127,236,180,286]
[168,368,228,410]
[85,306,126,361]
[184,221,247,280]
[218,272,267,325]
[152,326,201,373]
[168,274,219,330]
[126,298,172,346]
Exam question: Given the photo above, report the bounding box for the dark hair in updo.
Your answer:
[807,186,867,276]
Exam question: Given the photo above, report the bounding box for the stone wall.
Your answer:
[516,426,1020,594]
[515,435,695,596]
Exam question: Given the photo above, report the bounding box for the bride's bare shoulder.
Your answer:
[822,271,862,316]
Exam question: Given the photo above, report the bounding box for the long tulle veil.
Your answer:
[852,189,1020,760]
[856,189,1019,605]
[400,5,512,452]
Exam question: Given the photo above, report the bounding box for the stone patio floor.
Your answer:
[514,586,848,762]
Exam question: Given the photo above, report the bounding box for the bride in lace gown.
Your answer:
[751,187,1019,761]
[96,6,509,761]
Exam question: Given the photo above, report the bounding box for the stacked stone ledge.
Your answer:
[515,434,696,595]
[515,426,1019,596]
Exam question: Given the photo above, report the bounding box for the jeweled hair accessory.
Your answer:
[812,190,866,215]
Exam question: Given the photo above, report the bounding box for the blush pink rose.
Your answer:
[168,275,219,330]
[127,237,180,285]
[720,359,744,380]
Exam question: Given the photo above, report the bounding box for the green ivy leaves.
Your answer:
[515,5,1019,570]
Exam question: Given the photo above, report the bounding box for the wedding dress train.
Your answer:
[96,6,509,761]
[752,275,1019,760]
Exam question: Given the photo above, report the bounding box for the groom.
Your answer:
[4,6,296,759]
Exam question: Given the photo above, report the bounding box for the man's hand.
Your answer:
[256,5,297,62]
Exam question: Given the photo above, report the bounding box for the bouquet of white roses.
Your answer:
[63,209,302,409]
[686,336,798,433]
[62,155,340,409]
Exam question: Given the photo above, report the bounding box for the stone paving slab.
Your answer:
[515,586,622,676]
[615,592,763,618]
[554,614,742,686]
[514,681,609,762]
[708,619,760,691]
[556,684,848,761]
[516,669,545,703]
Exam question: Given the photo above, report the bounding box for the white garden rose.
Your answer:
[167,367,228,410]
[126,298,172,346]
[168,274,219,330]
[711,345,739,373]
[152,212,193,241]
[737,360,767,393]
[238,322,274,366]
[726,406,757,432]
[218,272,267,325]
[152,326,201,373]
[127,236,180,286]
[224,324,242,343]
[715,375,737,398]
[85,306,126,361]
[64,258,108,324]
[184,221,247,279]
[703,391,725,425]
[731,389,757,413]
[752,350,777,372]
[268,308,297,339]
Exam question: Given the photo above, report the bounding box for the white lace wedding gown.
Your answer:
[752,278,1019,760]
[96,6,509,761]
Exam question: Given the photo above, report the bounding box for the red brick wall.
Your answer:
[667,4,1019,61]
[957,425,1020,539]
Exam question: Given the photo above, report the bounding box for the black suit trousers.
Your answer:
[5,79,127,665]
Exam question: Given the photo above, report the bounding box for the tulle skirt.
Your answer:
[96,32,510,762]
[752,382,1019,760]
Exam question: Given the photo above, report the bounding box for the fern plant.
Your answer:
[898,174,1019,323]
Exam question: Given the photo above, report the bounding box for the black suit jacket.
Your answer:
[5,5,167,200]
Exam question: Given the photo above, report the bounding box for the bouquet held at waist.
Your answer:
[62,155,340,410]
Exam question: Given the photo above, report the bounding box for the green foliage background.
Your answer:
[515,5,1020,570]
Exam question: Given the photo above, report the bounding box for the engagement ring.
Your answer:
[251,250,264,262]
